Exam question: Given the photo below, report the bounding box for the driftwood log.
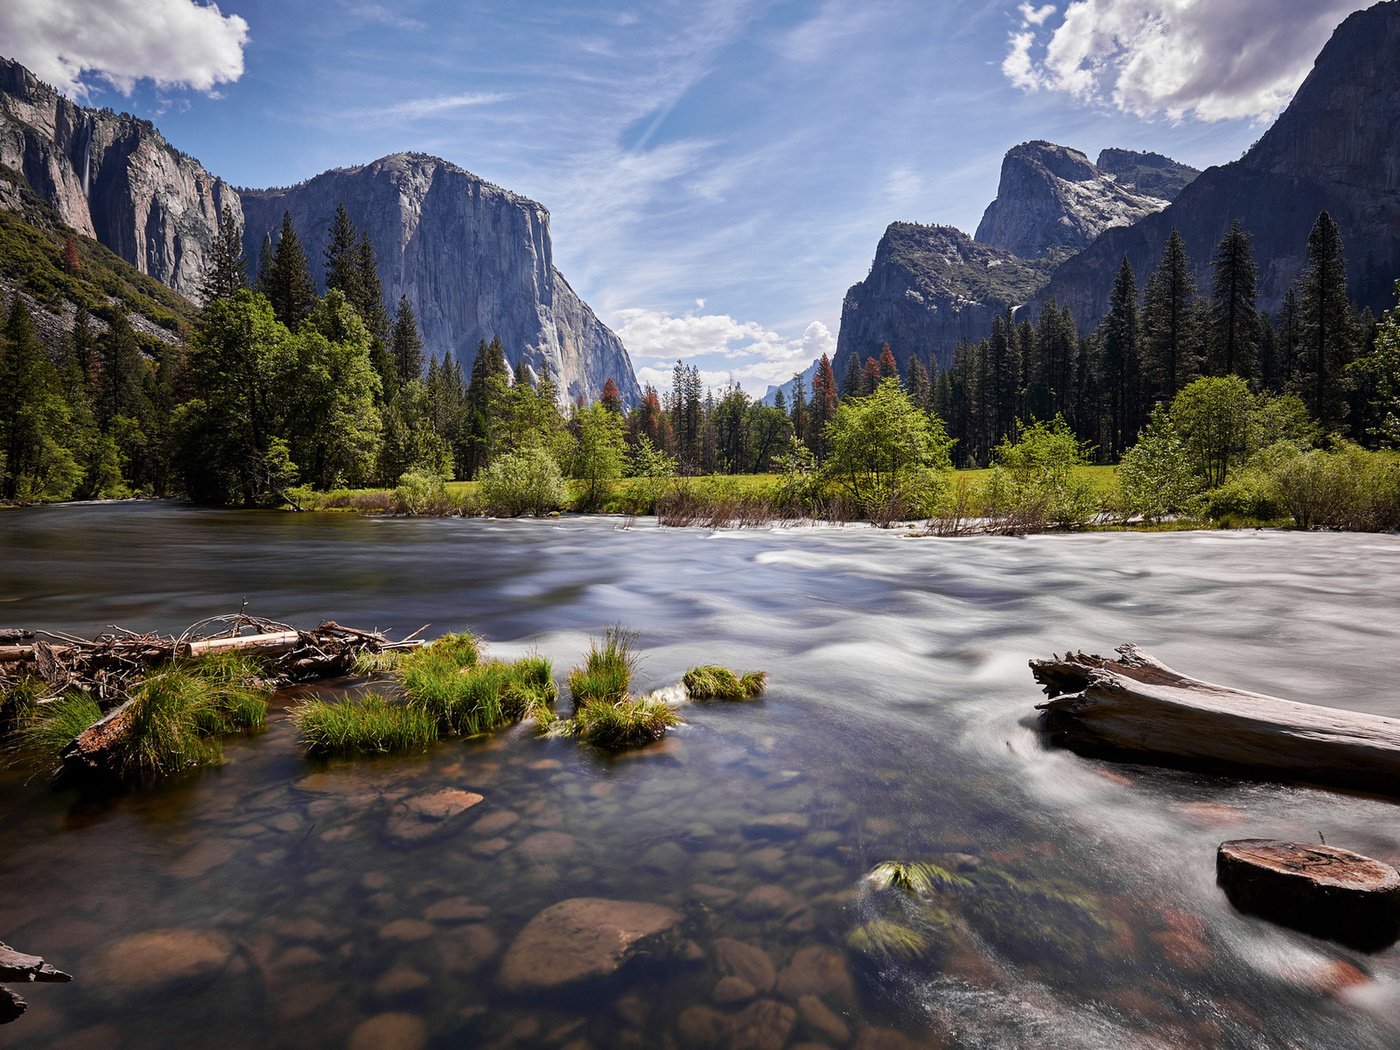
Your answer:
[1217,840,1400,951]
[0,941,71,1025]
[1030,644,1400,796]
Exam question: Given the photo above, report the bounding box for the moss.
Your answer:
[682,665,767,701]
[291,695,439,756]
[566,627,636,707]
[565,693,681,751]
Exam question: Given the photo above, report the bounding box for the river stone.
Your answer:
[379,919,436,943]
[1216,839,1400,950]
[405,788,484,820]
[348,1012,428,1050]
[714,938,777,992]
[472,837,511,857]
[375,964,431,998]
[439,924,501,975]
[739,884,805,921]
[743,813,811,839]
[424,897,491,923]
[499,898,683,992]
[517,830,577,861]
[713,975,757,1004]
[679,999,796,1050]
[777,946,857,1004]
[472,809,520,836]
[87,929,235,991]
[798,994,851,1044]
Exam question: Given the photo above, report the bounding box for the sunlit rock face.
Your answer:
[0,57,240,299]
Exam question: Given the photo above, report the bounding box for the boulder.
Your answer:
[499,898,683,993]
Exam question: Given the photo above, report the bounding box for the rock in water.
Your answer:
[1217,839,1400,951]
[498,897,682,992]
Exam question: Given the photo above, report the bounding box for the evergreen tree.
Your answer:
[390,295,424,386]
[201,205,247,304]
[601,377,623,415]
[907,356,931,411]
[1207,221,1259,379]
[0,297,80,500]
[789,373,808,444]
[324,204,362,303]
[988,313,1019,443]
[878,344,899,383]
[1294,210,1354,429]
[808,354,838,459]
[841,352,863,400]
[1098,258,1142,457]
[859,356,881,397]
[264,211,316,331]
[1142,229,1199,404]
[464,337,509,475]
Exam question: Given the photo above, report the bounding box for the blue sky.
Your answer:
[2,0,1372,395]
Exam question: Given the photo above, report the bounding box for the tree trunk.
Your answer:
[1216,839,1400,951]
[1030,644,1400,795]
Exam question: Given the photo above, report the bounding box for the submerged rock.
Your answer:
[87,929,236,992]
[386,789,484,842]
[714,938,777,993]
[348,1012,428,1050]
[499,898,683,993]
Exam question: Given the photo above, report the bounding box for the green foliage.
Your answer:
[1,296,81,501]
[823,378,953,518]
[393,470,454,516]
[682,666,766,701]
[1272,444,1400,531]
[563,693,681,751]
[1169,375,1260,487]
[478,446,566,516]
[571,402,628,510]
[867,860,973,896]
[291,694,439,756]
[7,692,102,773]
[846,917,932,960]
[983,417,1099,530]
[566,627,637,707]
[1117,411,1203,521]
[395,634,552,736]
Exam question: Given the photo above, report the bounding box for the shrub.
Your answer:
[1272,444,1400,531]
[291,695,439,756]
[566,693,681,751]
[1118,412,1204,521]
[478,447,567,517]
[983,417,1099,532]
[393,471,455,516]
[567,627,637,707]
[682,666,766,701]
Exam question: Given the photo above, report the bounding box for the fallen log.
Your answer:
[1030,644,1400,796]
[1216,840,1400,951]
[181,630,302,658]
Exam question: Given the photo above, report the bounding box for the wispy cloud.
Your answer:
[349,92,511,120]
[1003,0,1371,122]
[0,0,248,98]
[346,3,426,32]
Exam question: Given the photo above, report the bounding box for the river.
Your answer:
[2,504,1398,1049]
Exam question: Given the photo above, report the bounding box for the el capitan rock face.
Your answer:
[834,223,1049,376]
[1034,1,1400,327]
[0,57,240,299]
[974,141,1184,261]
[240,154,639,406]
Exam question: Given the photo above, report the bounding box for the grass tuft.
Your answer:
[351,648,409,675]
[566,626,637,707]
[565,693,681,751]
[682,665,767,701]
[847,918,932,959]
[7,692,103,770]
[866,860,973,896]
[292,695,440,756]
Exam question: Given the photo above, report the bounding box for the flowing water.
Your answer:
[2,504,1399,1049]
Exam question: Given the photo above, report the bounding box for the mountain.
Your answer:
[1094,149,1199,201]
[1034,1,1400,327]
[239,154,638,406]
[833,223,1050,376]
[0,56,240,299]
[0,57,639,405]
[973,141,1194,260]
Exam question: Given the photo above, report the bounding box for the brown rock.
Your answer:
[854,1027,920,1050]
[692,884,739,907]
[517,830,577,862]
[499,897,683,992]
[714,938,777,992]
[424,897,491,923]
[713,975,757,1004]
[728,999,797,1050]
[471,836,511,857]
[677,1005,726,1047]
[777,946,856,1004]
[738,885,805,921]
[438,924,501,975]
[743,813,811,839]
[472,810,520,836]
[379,919,436,943]
[405,788,485,820]
[799,995,851,1044]
[87,929,235,992]
[348,1012,428,1050]
[375,965,431,998]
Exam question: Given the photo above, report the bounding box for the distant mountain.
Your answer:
[241,154,639,406]
[1094,149,1199,202]
[0,57,639,405]
[1033,0,1400,327]
[974,141,1193,260]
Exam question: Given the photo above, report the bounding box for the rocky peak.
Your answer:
[1095,149,1199,201]
[974,140,1182,260]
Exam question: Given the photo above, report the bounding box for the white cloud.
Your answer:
[346,4,425,32]
[351,92,511,120]
[0,0,249,98]
[1002,0,1371,122]
[613,309,835,396]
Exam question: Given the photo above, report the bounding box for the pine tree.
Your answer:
[907,356,931,410]
[1098,258,1142,457]
[464,337,509,476]
[324,203,362,304]
[988,313,1019,443]
[1208,221,1259,380]
[1,297,79,500]
[601,378,622,415]
[391,295,424,386]
[878,344,899,383]
[264,211,316,331]
[201,205,247,304]
[841,352,862,400]
[808,354,838,459]
[61,235,82,273]
[1142,229,1199,404]
[1294,210,1354,429]
[789,373,807,443]
[860,356,881,397]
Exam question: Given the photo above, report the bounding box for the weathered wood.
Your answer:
[0,646,34,663]
[59,699,136,781]
[1216,840,1400,951]
[1030,644,1400,795]
[181,630,302,658]
[0,942,73,983]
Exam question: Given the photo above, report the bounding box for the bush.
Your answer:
[291,695,439,756]
[1272,444,1400,531]
[683,666,766,701]
[567,627,637,707]
[983,417,1099,532]
[393,471,456,516]
[478,447,567,517]
[1118,412,1204,521]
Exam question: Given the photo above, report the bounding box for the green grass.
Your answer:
[955,464,1119,498]
[567,627,637,707]
[565,693,682,751]
[682,666,767,701]
[7,692,103,771]
[396,633,555,736]
[291,694,439,756]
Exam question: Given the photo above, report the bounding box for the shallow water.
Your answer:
[2,505,1399,1049]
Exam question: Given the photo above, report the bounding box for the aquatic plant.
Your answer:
[566,627,637,707]
[7,692,102,770]
[351,648,408,675]
[0,675,47,733]
[846,917,933,960]
[682,665,767,701]
[292,694,440,756]
[564,693,681,751]
[866,860,973,896]
[405,657,553,736]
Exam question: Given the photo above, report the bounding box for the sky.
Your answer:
[0,0,1375,396]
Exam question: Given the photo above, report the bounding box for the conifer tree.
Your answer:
[841,352,862,400]
[789,372,808,443]
[907,356,931,410]
[1295,210,1354,428]
[391,295,424,386]
[0,297,79,500]
[878,344,899,383]
[860,356,881,397]
[1098,258,1142,457]
[808,354,838,459]
[1142,229,1198,404]
[988,313,1019,443]
[601,378,622,415]
[1208,221,1259,380]
[264,211,316,331]
[464,337,509,475]
[201,205,247,304]
[324,204,362,303]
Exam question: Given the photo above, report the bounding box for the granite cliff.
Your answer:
[1034,1,1400,327]
[974,142,1192,260]
[239,154,638,406]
